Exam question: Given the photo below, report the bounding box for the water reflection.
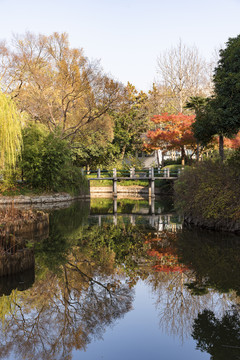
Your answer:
[0,199,239,359]
[89,197,182,232]
[192,306,240,360]
[0,245,133,360]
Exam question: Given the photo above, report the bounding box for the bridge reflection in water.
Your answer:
[89,197,182,232]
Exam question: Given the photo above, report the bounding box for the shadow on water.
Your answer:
[192,306,240,360]
[176,228,240,296]
[0,267,35,296]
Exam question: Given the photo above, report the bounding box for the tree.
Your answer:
[214,34,240,130]
[0,91,22,173]
[72,113,116,169]
[192,35,240,160]
[111,83,149,160]
[155,40,212,113]
[185,96,209,160]
[3,32,124,141]
[145,113,196,164]
[192,97,239,161]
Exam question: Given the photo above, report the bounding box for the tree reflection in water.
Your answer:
[0,202,239,360]
[0,245,133,360]
[143,228,240,342]
[192,306,240,360]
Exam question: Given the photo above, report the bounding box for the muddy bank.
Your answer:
[0,209,49,238]
[0,209,49,277]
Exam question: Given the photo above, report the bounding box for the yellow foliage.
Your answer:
[0,91,22,171]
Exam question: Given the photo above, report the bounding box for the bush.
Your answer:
[21,124,88,194]
[174,157,240,222]
[226,148,240,170]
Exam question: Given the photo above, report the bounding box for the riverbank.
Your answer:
[0,192,90,205]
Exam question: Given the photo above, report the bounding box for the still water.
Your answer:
[0,198,239,360]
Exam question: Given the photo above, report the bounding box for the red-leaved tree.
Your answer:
[225,131,240,149]
[145,113,196,164]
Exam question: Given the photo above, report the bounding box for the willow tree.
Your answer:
[0,91,22,172]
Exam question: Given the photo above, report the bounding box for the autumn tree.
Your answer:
[154,40,212,114]
[2,32,124,142]
[145,113,196,164]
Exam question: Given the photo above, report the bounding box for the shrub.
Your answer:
[174,157,240,222]
[21,124,88,194]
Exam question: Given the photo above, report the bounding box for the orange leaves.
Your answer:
[225,131,240,149]
[145,112,196,152]
[153,265,188,273]
[146,236,189,274]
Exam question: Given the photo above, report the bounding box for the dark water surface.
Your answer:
[0,198,239,360]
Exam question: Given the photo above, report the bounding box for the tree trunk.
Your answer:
[197,142,200,162]
[156,150,162,167]
[219,135,224,162]
[121,144,126,160]
[181,146,185,166]
[162,151,165,167]
[86,164,90,175]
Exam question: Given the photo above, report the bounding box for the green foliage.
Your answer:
[213,34,240,132]
[174,156,240,223]
[112,110,147,157]
[73,136,117,169]
[192,35,240,150]
[21,124,88,194]
[35,231,70,275]
[111,84,149,161]
[78,223,150,274]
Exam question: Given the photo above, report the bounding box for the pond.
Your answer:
[0,198,239,360]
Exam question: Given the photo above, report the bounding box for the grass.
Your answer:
[89,179,150,187]
[0,182,53,196]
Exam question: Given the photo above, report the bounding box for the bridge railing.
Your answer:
[85,167,184,179]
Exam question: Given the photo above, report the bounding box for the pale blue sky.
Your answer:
[0,0,240,90]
